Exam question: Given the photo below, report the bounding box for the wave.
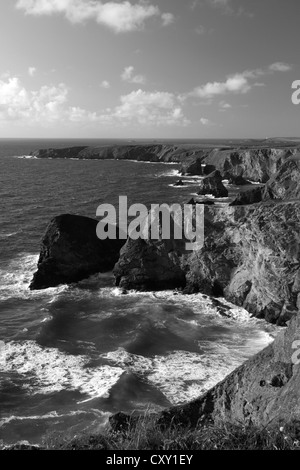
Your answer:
[0,409,107,427]
[14,155,38,160]
[1,340,124,401]
[0,253,68,301]
[0,232,19,239]
[101,346,244,405]
[156,169,180,178]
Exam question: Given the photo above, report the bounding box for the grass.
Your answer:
[43,414,300,450]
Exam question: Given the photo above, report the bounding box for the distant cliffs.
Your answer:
[31,144,299,186]
[31,144,203,164]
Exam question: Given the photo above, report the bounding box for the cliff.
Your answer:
[114,202,300,325]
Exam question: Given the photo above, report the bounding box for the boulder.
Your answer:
[230,187,264,206]
[187,198,214,206]
[30,214,125,290]
[223,172,250,186]
[174,179,185,187]
[198,170,228,198]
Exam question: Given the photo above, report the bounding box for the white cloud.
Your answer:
[219,101,231,109]
[121,66,146,84]
[0,75,188,129]
[191,73,251,99]
[113,89,190,126]
[188,62,293,101]
[28,66,37,77]
[16,0,174,33]
[100,80,111,89]
[0,76,68,123]
[269,62,292,73]
[206,0,253,17]
[200,117,215,126]
[161,12,174,26]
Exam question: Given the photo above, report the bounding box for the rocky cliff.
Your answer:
[114,202,300,325]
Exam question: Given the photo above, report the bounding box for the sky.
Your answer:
[0,0,299,139]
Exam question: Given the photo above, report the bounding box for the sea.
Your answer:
[0,138,277,447]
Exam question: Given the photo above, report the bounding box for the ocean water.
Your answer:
[0,139,277,446]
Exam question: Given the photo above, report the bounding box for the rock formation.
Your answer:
[174,179,185,187]
[223,172,250,186]
[30,214,125,290]
[198,170,228,198]
[230,187,264,206]
[114,232,186,291]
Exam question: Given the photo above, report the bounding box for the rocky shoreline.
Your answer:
[29,142,300,430]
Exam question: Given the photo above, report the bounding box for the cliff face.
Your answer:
[187,203,300,325]
[159,312,300,428]
[30,214,125,290]
[114,202,300,325]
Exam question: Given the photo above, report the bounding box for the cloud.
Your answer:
[161,12,174,26]
[269,62,292,73]
[200,117,214,126]
[0,75,188,129]
[113,89,190,126]
[188,62,293,100]
[15,0,174,33]
[121,66,146,85]
[219,101,231,109]
[28,66,37,77]
[100,80,111,88]
[190,73,251,99]
[0,76,68,123]
[206,0,253,17]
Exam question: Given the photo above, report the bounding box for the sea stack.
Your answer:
[30,214,125,290]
